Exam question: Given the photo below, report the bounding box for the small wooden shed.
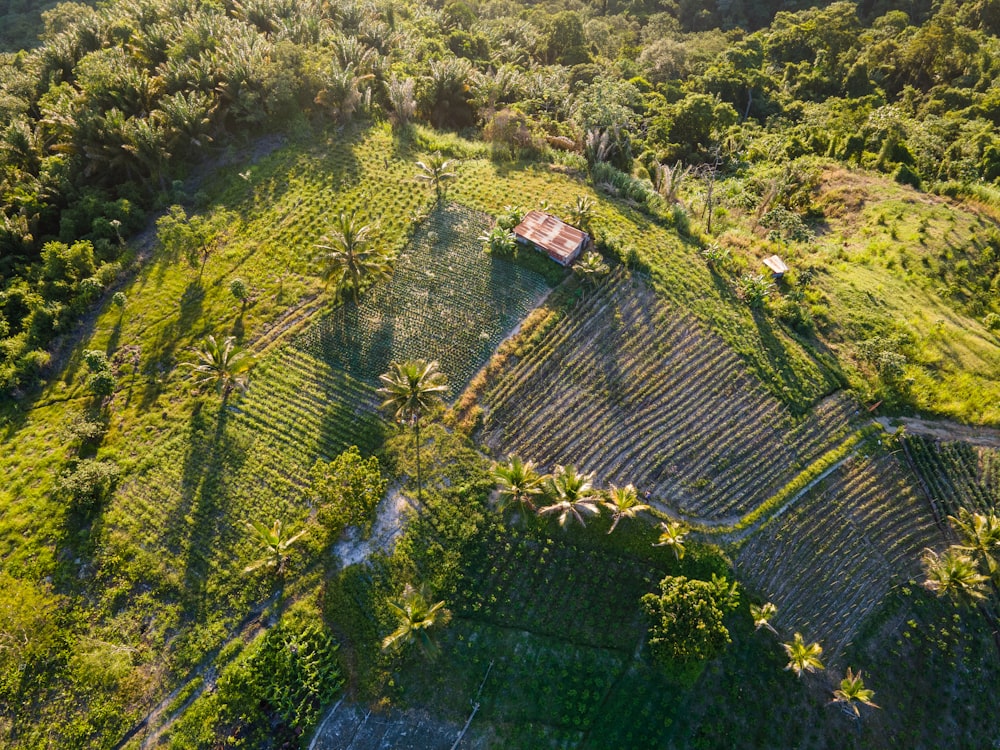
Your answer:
[762,254,789,278]
[513,210,589,266]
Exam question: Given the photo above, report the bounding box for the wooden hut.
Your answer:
[513,210,589,266]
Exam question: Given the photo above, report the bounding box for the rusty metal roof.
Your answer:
[513,210,588,266]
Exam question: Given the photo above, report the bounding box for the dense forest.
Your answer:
[3,0,1000,748]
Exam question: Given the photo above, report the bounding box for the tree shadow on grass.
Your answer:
[170,400,249,618]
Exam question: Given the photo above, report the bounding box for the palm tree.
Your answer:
[416,151,459,201]
[573,251,610,287]
[243,518,307,577]
[493,456,544,515]
[314,210,389,302]
[949,507,1000,581]
[184,335,253,398]
[831,668,880,718]
[922,546,989,604]
[750,601,779,635]
[783,632,824,677]
[387,75,417,129]
[377,360,449,503]
[567,195,595,235]
[654,520,687,560]
[538,464,600,528]
[381,583,452,656]
[602,483,650,534]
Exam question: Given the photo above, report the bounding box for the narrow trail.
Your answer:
[874,416,1000,448]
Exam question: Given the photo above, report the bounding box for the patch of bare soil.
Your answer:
[333,486,414,567]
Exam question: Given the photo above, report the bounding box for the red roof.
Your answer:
[513,210,588,266]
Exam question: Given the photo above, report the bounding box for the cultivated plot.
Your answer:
[736,453,941,659]
[295,202,552,394]
[479,271,859,522]
[903,435,1000,517]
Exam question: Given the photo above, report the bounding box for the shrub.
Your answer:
[737,274,774,308]
[983,312,1000,331]
[641,574,739,665]
[894,163,922,190]
[59,458,121,512]
[311,446,387,539]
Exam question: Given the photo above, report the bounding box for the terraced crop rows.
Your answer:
[736,454,941,658]
[294,202,551,394]
[480,271,858,521]
[904,435,1000,516]
[237,348,384,461]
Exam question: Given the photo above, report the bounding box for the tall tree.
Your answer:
[750,601,779,635]
[831,667,880,719]
[654,519,687,560]
[783,632,824,677]
[602,483,650,534]
[415,151,459,201]
[184,334,253,399]
[922,546,990,604]
[314,210,389,302]
[538,464,600,528]
[949,507,1000,581]
[381,583,452,657]
[493,456,544,515]
[377,360,448,504]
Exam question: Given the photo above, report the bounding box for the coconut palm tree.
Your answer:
[832,667,880,718]
[949,507,1000,581]
[922,546,989,604]
[377,360,448,504]
[750,601,779,635]
[574,251,610,287]
[184,334,253,398]
[243,518,307,577]
[416,151,459,201]
[783,632,824,677]
[567,195,595,235]
[654,520,687,560]
[314,210,389,303]
[602,483,650,534]
[493,456,544,515]
[381,583,452,656]
[538,464,600,528]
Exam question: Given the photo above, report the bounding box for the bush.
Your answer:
[737,273,774,308]
[311,446,387,540]
[983,312,1000,331]
[87,369,116,398]
[641,574,739,665]
[59,458,121,512]
[894,163,922,190]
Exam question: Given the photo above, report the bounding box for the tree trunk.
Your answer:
[414,417,422,504]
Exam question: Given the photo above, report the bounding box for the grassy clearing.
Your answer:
[713,164,1000,424]
[477,269,859,522]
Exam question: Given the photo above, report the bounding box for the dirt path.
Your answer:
[874,416,1000,448]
